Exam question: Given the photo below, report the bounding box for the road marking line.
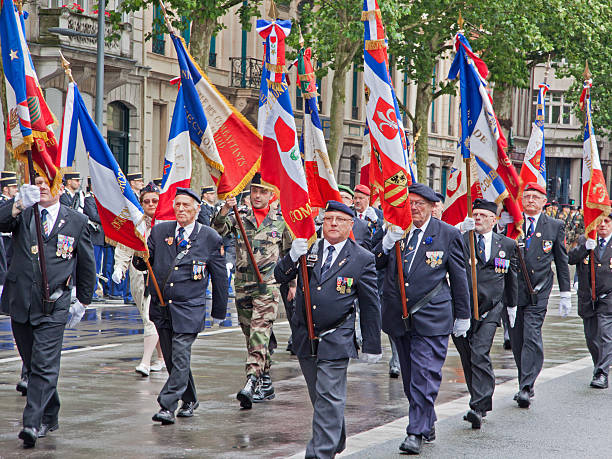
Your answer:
[288,356,593,458]
[0,343,122,364]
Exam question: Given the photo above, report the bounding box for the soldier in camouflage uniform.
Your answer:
[565,207,585,250]
[213,173,291,409]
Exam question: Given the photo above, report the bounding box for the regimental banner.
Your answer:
[362,0,412,230]
[442,143,482,226]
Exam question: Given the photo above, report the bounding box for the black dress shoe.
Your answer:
[16,379,28,396]
[389,367,401,378]
[177,401,199,417]
[503,339,512,350]
[19,427,38,448]
[517,388,531,408]
[152,409,175,425]
[237,375,258,409]
[38,422,59,438]
[513,388,534,400]
[399,434,422,454]
[590,373,609,389]
[423,425,435,442]
[464,410,482,429]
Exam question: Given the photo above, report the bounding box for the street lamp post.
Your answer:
[95,0,105,131]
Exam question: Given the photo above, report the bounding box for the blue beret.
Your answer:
[325,200,355,218]
[175,187,201,204]
[409,183,440,202]
[435,192,445,203]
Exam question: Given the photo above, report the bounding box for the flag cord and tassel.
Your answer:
[145,257,166,306]
[233,205,266,293]
[584,62,597,304]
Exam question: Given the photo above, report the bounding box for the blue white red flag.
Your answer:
[360,124,371,188]
[170,35,261,198]
[155,86,192,223]
[442,142,482,226]
[257,19,315,242]
[447,32,522,238]
[59,81,78,168]
[1,0,63,193]
[362,0,411,231]
[581,79,611,238]
[60,82,147,254]
[257,41,270,134]
[519,83,549,202]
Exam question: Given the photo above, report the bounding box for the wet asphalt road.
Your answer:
[0,288,594,458]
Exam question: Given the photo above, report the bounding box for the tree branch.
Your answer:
[396,96,416,127]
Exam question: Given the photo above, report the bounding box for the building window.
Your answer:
[351,69,359,119]
[152,6,165,55]
[441,165,449,196]
[107,102,130,172]
[181,18,191,46]
[209,35,217,67]
[532,91,571,125]
[447,95,453,136]
[428,163,437,189]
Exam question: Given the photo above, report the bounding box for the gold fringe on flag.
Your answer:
[299,73,315,82]
[365,39,386,50]
[361,9,381,21]
[266,63,287,73]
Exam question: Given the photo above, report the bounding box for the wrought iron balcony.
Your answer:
[230,57,263,89]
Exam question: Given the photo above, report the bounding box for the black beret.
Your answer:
[0,177,17,187]
[435,192,445,203]
[1,170,16,179]
[175,187,201,204]
[250,172,275,191]
[153,178,163,187]
[325,200,355,218]
[201,186,215,195]
[472,198,498,215]
[64,172,81,180]
[140,182,160,196]
[409,183,440,202]
[127,172,143,181]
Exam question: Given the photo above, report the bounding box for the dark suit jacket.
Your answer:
[83,195,105,246]
[374,217,470,337]
[352,217,373,251]
[519,213,570,306]
[0,200,96,325]
[568,235,612,318]
[137,221,228,334]
[59,191,76,209]
[463,231,518,317]
[274,237,381,359]
[197,202,216,226]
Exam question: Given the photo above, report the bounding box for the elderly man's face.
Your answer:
[522,191,547,215]
[36,176,60,207]
[322,210,354,245]
[339,191,353,207]
[173,195,199,226]
[432,201,444,219]
[473,209,497,234]
[597,217,612,239]
[409,194,434,228]
[353,192,369,213]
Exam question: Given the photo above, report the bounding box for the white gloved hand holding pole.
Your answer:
[585,238,597,251]
[17,184,41,209]
[507,306,517,328]
[67,300,86,328]
[289,238,309,262]
[498,211,514,226]
[364,207,378,222]
[559,291,572,317]
[460,217,475,232]
[382,226,405,252]
[452,318,470,337]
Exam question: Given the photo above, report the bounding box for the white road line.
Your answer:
[0,343,122,364]
[288,356,593,458]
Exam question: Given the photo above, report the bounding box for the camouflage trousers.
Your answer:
[236,284,280,378]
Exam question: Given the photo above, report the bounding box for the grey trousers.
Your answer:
[388,334,400,371]
[583,312,612,376]
[452,302,503,413]
[299,356,349,459]
[157,332,197,412]
[509,298,548,390]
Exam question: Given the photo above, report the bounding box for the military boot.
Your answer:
[253,372,275,403]
[237,375,258,409]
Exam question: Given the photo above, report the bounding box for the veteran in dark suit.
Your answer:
[569,215,612,389]
[275,200,382,459]
[134,188,228,425]
[452,199,518,429]
[509,182,571,408]
[374,183,470,454]
[0,177,95,447]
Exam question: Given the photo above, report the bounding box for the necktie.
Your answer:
[176,227,185,247]
[478,234,486,262]
[598,237,607,259]
[359,213,363,220]
[41,209,50,236]
[321,246,335,276]
[403,228,422,271]
[525,217,535,249]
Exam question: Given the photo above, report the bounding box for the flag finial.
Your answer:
[299,25,305,48]
[458,11,465,32]
[58,51,76,84]
[268,0,279,19]
[583,60,592,81]
[158,0,177,35]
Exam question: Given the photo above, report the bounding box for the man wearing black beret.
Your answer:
[275,200,381,458]
[453,199,518,428]
[374,182,470,454]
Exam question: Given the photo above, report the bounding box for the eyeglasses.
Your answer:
[523,194,545,201]
[142,199,159,204]
[410,200,428,208]
[323,216,353,224]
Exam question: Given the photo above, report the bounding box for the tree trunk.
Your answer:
[189,17,215,74]
[414,81,433,182]
[492,83,513,142]
[328,65,348,174]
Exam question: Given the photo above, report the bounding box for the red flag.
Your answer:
[442,145,482,226]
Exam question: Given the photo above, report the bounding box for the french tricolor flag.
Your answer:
[154,86,192,222]
[60,82,147,254]
[58,82,78,168]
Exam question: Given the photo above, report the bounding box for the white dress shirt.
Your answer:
[322,238,348,268]
[524,212,541,232]
[475,230,493,262]
[406,217,431,272]
[40,201,61,234]
[176,221,196,239]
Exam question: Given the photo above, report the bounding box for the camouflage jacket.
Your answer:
[565,212,584,249]
[212,206,291,289]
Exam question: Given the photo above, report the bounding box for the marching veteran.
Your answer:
[374,183,470,455]
[275,200,381,459]
[134,188,228,425]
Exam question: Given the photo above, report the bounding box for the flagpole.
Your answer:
[233,204,265,291]
[583,62,597,304]
[457,13,480,320]
[145,258,166,306]
[300,255,318,355]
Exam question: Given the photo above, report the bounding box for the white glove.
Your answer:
[226,263,233,277]
[111,269,123,284]
[507,306,517,328]
[498,211,514,226]
[289,238,309,262]
[364,207,378,222]
[361,353,383,364]
[585,238,597,251]
[382,226,405,252]
[213,317,223,326]
[559,291,572,317]
[67,300,86,328]
[460,217,475,232]
[452,318,470,337]
[18,184,40,209]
